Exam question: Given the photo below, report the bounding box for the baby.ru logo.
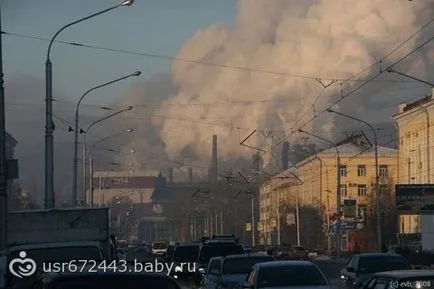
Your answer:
[8,251,37,278]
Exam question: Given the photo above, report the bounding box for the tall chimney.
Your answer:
[168,168,173,184]
[252,153,260,171]
[211,135,218,184]
[188,167,193,183]
[281,141,289,170]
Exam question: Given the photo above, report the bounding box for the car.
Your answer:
[152,242,168,258]
[360,270,434,289]
[242,260,329,289]
[340,253,411,289]
[194,239,244,286]
[206,253,275,289]
[170,243,201,284]
[203,256,224,289]
[34,271,181,289]
[291,245,308,259]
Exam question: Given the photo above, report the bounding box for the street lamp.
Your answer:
[327,108,382,251]
[44,0,135,209]
[82,106,133,206]
[91,128,134,149]
[72,72,140,206]
[298,128,342,258]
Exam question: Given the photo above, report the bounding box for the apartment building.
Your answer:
[259,135,398,249]
[393,92,434,241]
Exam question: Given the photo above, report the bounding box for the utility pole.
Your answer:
[0,2,8,288]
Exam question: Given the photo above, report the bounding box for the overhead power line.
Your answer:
[1,30,421,84]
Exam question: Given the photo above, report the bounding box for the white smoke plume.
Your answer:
[115,0,434,175]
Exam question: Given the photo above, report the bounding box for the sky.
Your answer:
[2,0,236,110]
[2,0,434,205]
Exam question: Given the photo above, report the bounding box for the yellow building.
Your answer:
[259,135,398,249]
[393,92,434,239]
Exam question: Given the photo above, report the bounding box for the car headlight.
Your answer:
[198,268,206,274]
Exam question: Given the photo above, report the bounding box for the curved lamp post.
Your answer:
[81,106,133,206]
[44,0,135,208]
[72,72,140,205]
[327,108,382,251]
[298,128,342,258]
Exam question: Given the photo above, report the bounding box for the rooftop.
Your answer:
[317,142,397,157]
[258,260,314,267]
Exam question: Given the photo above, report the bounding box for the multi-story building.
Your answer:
[393,91,434,244]
[259,135,398,250]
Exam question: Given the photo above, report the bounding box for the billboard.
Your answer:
[92,176,157,189]
[395,184,434,214]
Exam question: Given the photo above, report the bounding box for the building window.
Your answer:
[340,165,347,177]
[357,165,366,177]
[379,184,388,196]
[379,165,388,177]
[358,184,367,196]
[340,184,347,196]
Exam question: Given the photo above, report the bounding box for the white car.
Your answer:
[242,261,330,289]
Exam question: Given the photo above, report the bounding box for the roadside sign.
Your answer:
[396,184,434,214]
[245,222,252,232]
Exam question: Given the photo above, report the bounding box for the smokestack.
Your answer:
[252,153,260,171]
[188,167,193,183]
[281,141,289,171]
[211,135,218,184]
[168,168,173,184]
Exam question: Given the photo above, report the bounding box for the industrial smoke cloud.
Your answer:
[124,0,434,172]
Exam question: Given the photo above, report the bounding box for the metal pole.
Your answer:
[89,155,93,207]
[326,109,381,251]
[298,128,341,257]
[277,192,281,246]
[45,58,54,209]
[251,194,255,246]
[72,109,79,206]
[220,210,223,234]
[373,129,382,251]
[0,3,8,286]
[296,186,300,246]
[326,192,331,251]
[83,133,87,205]
[45,3,128,209]
[73,73,139,206]
[336,155,342,257]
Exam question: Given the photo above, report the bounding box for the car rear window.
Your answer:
[199,245,244,263]
[258,265,327,287]
[153,243,167,249]
[222,256,274,274]
[359,256,410,273]
[54,276,179,289]
[173,245,199,262]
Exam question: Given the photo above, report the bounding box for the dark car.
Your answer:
[340,253,411,289]
[361,270,434,289]
[170,243,201,284]
[213,254,275,289]
[34,270,181,289]
[291,246,308,259]
[194,239,244,285]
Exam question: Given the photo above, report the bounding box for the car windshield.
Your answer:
[9,246,101,265]
[153,243,167,249]
[173,245,199,262]
[222,257,274,274]
[359,256,410,273]
[54,276,179,289]
[199,245,244,263]
[257,265,327,287]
